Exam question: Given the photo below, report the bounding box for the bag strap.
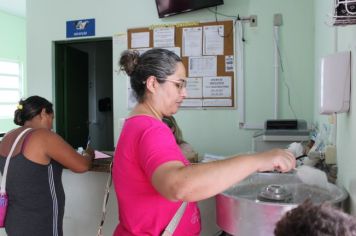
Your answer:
[0,128,32,194]
[161,201,188,236]
[95,160,187,236]
[96,161,113,236]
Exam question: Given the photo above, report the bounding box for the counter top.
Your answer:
[90,151,113,173]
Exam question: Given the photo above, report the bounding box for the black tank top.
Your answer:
[0,133,65,236]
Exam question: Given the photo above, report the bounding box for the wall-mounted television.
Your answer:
[155,0,224,18]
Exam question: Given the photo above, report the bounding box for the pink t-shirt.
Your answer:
[113,115,201,236]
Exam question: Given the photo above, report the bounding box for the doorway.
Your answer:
[54,38,114,151]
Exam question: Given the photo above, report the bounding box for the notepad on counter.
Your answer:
[94,150,112,159]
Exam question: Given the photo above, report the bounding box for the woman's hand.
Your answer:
[254,148,296,173]
[83,145,95,160]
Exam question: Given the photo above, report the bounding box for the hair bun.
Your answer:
[14,100,24,126]
[119,50,140,76]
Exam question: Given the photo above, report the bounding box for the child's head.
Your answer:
[275,200,356,236]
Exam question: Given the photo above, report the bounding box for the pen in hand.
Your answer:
[84,136,95,160]
[86,136,91,149]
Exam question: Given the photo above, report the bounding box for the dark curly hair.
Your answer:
[14,96,53,126]
[119,48,182,103]
[275,200,356,236]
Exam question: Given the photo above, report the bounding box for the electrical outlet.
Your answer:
[250,15,257,27]
[325,145,337,164]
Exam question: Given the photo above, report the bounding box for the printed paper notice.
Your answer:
[181,99,203,107]
[113,33,127,47]
[136,47,180,57]
[203,99,232,107]
[182,27,202,57]
[127,81,137,109]
[162,47,181,57]
[225,55,234,72]
[131,32,150,48]
[135,47,151,55]
[203,76,231,97]
[188,56,217,77]
[154,27,175,48]
[186,77,203,98]
[203,25,224,55]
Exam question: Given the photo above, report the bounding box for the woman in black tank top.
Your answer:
[0,96,95,236]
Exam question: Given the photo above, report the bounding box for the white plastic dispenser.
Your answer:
[320,51,351,114]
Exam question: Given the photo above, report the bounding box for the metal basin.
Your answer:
[216,172,348,236]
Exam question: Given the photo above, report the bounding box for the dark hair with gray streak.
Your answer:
[14,95,53,126]
[275,199,356,236]
[119,48,182,102]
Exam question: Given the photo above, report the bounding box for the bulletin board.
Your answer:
[127,20,235,108]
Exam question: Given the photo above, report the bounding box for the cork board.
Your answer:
[127,20,235,108]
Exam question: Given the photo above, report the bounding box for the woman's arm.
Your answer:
[151,148,295,202]
[31,129,94,172]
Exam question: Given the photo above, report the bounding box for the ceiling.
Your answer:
[0,0,26,17]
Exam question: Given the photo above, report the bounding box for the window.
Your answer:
[0,60,23,118]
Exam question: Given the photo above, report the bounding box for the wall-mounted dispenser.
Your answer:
[320,51,351,114]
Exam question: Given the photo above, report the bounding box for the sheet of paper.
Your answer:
[181,99,203,107]
[225,55,234,72]
[182,27,202,57]
[113,33,127,47]
[203,76,231,97]
[95,150,112,159]
[186,77,203,98]
[131,32,150,48]
[135,47,151,55]
[203,25,224,55]
[154,27,175,48]
[162,47,181,57]
[135,47,180,57]
[188,56,217,77]
[203,99,232,107]
[127,81,137,109]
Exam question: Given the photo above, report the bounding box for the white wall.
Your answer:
[334,22,356,216]
[27,0,314,157]
[314,0,356,214]
[26,0,315,235]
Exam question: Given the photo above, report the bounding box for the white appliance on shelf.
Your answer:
[252,120,310,152]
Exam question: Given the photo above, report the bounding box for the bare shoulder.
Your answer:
[0,128,32,148]
[24,129,71,159]
[30,128,54,137]
[29,128,62,144]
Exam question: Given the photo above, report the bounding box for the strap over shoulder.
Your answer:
[0,128,32,194]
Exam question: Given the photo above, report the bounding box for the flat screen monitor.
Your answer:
[155,0,224,18]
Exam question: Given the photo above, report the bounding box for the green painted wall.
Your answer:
[19,0,356,232]
[315,0,356,214]
[24,1,316,235]
[27,0,315,157]
[0,11,26,133]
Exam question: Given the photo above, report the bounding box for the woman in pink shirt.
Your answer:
[113,48,296,236]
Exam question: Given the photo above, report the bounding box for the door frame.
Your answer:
[53,37,113,149]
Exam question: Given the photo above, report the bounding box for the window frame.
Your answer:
[0,59,24,119]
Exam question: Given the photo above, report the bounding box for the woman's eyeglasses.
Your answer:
[161,78,187,90]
